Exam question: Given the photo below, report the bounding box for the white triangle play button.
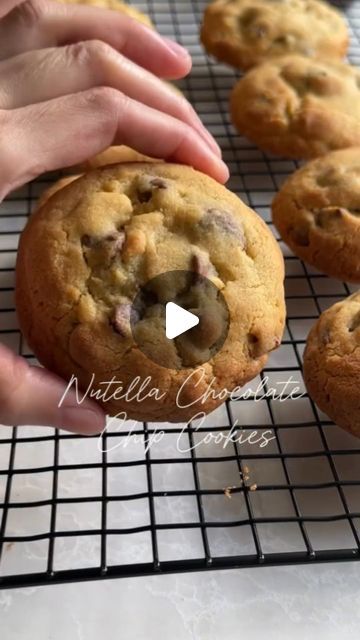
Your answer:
[165,302,199,340]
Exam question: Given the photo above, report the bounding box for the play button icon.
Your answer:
[165,302,199,340]
[130,270,230,370]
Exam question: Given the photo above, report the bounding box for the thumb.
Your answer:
[0,344,106,434]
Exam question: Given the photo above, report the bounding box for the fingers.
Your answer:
[0,0,24,19]
[0,344,105,434]
[0,42,219,156]
[0,88,229,199]
[0,0,191,80]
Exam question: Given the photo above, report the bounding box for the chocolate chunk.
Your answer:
[289,224,310,247]
[150,178,167,189]
[136,175,168,203]
[82,231,126,262]
[247,333,262,358]
[314,207,343,230]
[247,331,277,358]
[349,311,360,333]
[81,234,95,248]
[104,231,126,256]
[200,208,246,249]
[192,251,216,278]
[240,8,261,28]
[111,304,133,336]
[186,304,226,350]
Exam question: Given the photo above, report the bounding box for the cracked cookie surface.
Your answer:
[201,0,348,71]
[16,163,285,423]
[303,292,360,438]
[57,0,153,27]
[272,148,360,283]
[230,55,360,159]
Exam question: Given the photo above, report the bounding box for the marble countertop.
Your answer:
[1,562,360,639]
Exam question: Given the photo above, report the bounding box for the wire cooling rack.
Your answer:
[0,0,360,590]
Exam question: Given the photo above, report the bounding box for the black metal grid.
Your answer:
[0,0,360,590]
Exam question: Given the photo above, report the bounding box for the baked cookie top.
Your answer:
[57,0,153,27]
[303,292,360,437]
[16,163,285,422]
[201,0,348,71]
[230,55,360,159]
[272,148,360,283]
[73,145,161,172]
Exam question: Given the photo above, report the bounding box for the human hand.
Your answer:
[0,0,228,433]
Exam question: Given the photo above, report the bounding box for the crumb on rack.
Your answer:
[249,483,257,492]
[242,465,250,480]
[223,485,237,499]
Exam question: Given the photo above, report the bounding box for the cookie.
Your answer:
[16,163,285,423]
[40,148,158,209]
[201,0,348,71]
[230,55,360,159]
[40,149,159,209]
[73,145,158,172]
[303,292,360,438]
[58,0,153,27]
[272,148,360,283]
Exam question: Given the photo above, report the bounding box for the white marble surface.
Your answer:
[1,563,360,639]
[1,407,360,639]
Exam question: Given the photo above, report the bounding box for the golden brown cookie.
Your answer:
[41,149,159,211]
[16,163,285,423]
[201,0,348,71]
[57,0,153,27]
[303,292,360,438]
[272,149,360,282]
[73,146,158,172]
[230,55,360,159]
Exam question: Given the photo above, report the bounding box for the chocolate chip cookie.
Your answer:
[58,0,153,27]
[16,163,285,423]
[230,55,360,159]
[272,148,360,282]
[73,145,158,172]
[303,292,360,438]
[201,0,348,71]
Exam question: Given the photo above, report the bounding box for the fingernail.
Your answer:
[210,156,230,184]
[60,407,106,435]
[163,37,190,58]
[217,159,230,183]
[221,161,230,182]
